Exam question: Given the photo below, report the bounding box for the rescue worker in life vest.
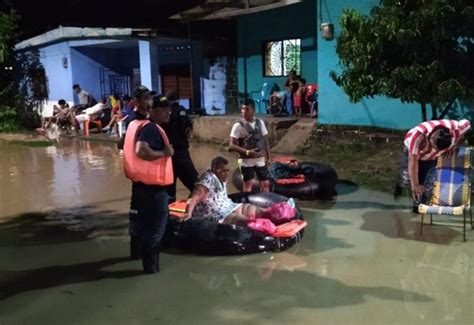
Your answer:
[229,99,271,192]
[161,90,199,203]
[123,95,174,274]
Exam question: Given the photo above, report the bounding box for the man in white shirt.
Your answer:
[229,99,271,192]
[73,98,106,131]
[73,84,96,112]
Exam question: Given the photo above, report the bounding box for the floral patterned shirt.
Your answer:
[193,171,240,222]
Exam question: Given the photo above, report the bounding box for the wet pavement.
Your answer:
[0,138,473,324]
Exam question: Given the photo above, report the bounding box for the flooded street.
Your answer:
[1,138,474,324]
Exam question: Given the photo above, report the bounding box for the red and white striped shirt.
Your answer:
[404,119,471,160]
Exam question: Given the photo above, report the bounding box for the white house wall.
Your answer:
[38,42,74,103]
[69,47,104,103]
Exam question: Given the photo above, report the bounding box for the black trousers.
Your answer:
[399,149,437,206]
[129,185,168,269]
[400,149,437,188]
[167,148,199,202]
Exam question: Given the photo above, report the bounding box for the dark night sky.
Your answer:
[6,0,235,41]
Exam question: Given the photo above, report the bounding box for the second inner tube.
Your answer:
[232,162,338,200]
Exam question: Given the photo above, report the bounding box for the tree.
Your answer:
[0,9,19,104]
[0,9,20,131]
[330,0,474,121]
[0,7,42,130]
[0,10,17,63]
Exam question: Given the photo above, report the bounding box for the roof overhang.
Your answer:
[170,0,302,21]
[14,26,156,50]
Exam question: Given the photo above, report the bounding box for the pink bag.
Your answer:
[262,202,297,224]
[247,218,277,235]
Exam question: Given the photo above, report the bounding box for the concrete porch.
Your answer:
[190,114,316,154]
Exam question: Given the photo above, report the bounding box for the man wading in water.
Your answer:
[123,95,174,274]
[229,99,271,193]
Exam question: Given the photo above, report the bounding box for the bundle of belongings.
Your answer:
[268,156,311,185]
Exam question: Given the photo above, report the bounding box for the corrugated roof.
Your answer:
[14,26,147,50]
[170,0,301,21]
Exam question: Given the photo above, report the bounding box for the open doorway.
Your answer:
[160,64,192,106]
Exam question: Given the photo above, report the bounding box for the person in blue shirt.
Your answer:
[122,95,134,117]
[117,86,150,150]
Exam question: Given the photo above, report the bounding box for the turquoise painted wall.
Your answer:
[317,0,472,129]
[237,0,317,96]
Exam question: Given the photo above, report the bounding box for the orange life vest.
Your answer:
[123,119,174,186]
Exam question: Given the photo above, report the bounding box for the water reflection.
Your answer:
[0,139,239,220]
[2,138,474,323]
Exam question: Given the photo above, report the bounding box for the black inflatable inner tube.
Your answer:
[232,162,338,200]
[162,192,304,255]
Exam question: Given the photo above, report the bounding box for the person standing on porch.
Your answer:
[72,84,96,113]
[284,70,299,114]
[229,99,271,193]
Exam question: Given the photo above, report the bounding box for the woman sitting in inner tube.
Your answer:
[186,156,290,226]
[163,156,306,255]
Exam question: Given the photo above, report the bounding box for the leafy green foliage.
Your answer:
[0,105,20,132]
[330,0,474,120]
[0,9,18,64]
[0,8,42,132]
[10,140,53,147]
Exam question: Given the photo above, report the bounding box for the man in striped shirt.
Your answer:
[396,119,471,210]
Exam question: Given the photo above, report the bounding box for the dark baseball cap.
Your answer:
[164,89,179,101]
[131,85,150,99]
[150,94,170,108]
[242,98,255,107]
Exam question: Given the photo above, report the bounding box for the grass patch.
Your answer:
[10,140,53,147]
[79,135,119,143]
[300,138,403,193]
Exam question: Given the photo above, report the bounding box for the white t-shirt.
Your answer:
[230,119,268,167]
[76,103,104,127]
[77,90,91,105]
[83,103,104,115]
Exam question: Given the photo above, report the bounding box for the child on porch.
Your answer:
[293,78,306,117]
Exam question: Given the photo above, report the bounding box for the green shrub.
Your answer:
[10,140,52,147]
[15,97,42,129]
[0,105,20,132]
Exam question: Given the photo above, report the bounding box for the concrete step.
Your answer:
[271,118,316,154]
[190,114,299,146]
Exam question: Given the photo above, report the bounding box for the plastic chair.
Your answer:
[117,115,128,138]
[250,82,277,114]
[418,147,473,241]
[83,118,102,136]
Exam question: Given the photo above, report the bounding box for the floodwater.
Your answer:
[0,138,473,324]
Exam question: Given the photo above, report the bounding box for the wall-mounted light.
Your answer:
[320,23,335,41]
[62,57,68,69]
[319,0,334,41]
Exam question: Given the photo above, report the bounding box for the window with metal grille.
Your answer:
[263,39,301,77]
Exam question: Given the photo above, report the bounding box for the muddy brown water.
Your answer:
[0,138,473,324]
